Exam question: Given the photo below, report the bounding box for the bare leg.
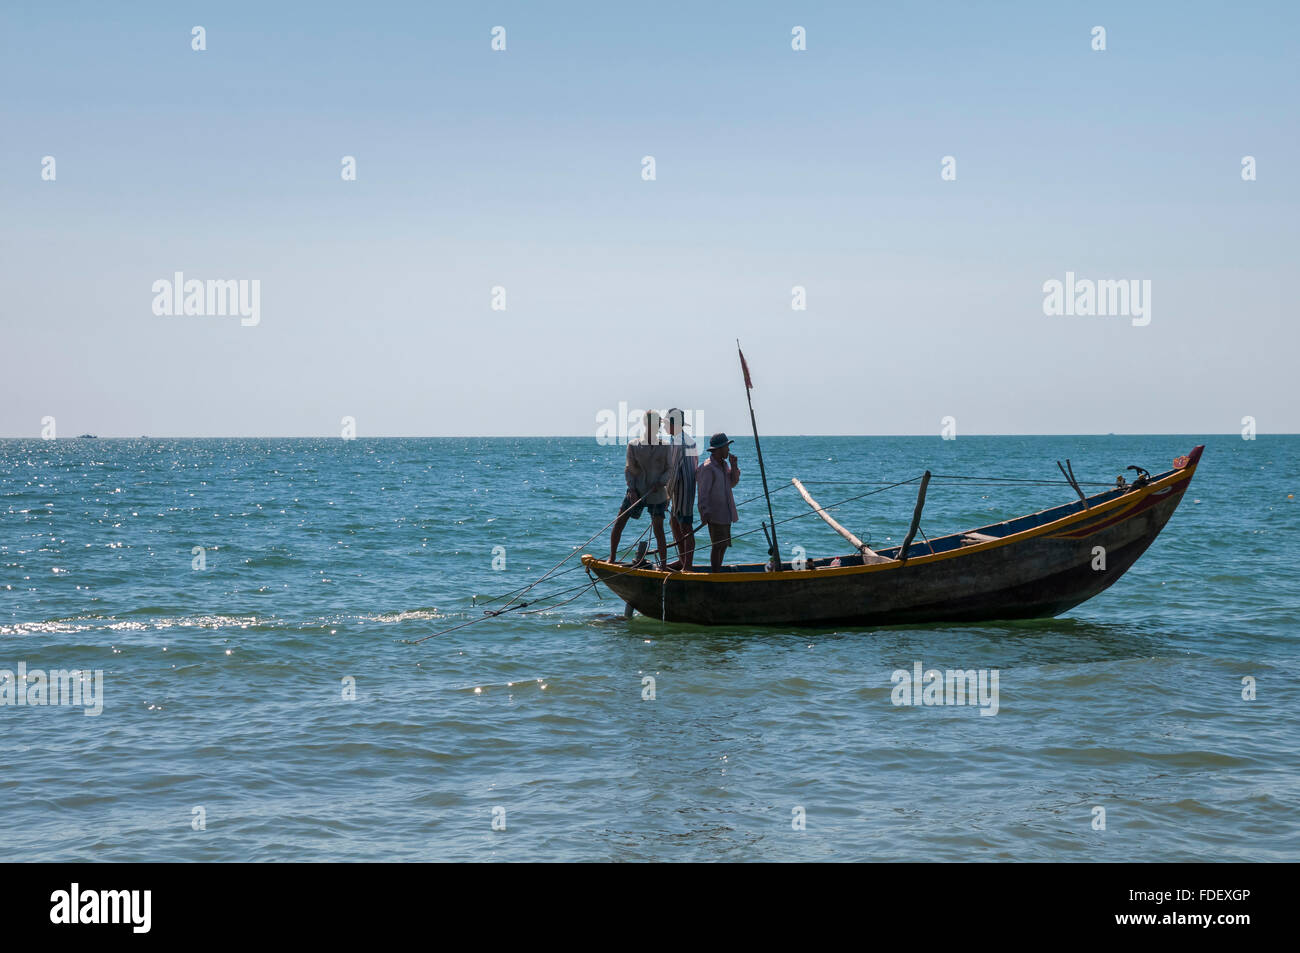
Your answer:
[710,542,726,572]
[610,511,632,562]
[652,516,668,567]
[668,516,685,570]
[682,525,695,571]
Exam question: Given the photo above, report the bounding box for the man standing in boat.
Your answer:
[609,410,671,568]
[696,433,740,572]
[664,408,698,571]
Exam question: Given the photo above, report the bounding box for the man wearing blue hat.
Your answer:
[695,433,741,572]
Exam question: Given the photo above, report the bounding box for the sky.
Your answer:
[1,1,1296,437]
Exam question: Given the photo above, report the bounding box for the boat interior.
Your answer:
[614,464,1180,573]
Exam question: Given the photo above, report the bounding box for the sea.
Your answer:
[1,434,1296,862]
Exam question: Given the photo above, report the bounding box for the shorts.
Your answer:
[707,522,733,549]
[622,488,667,520]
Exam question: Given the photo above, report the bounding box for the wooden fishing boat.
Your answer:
[581,445,1204,627]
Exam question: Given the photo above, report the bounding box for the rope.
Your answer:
[719,476,921,549]
[415,478,919,643]
[802,475,1113,487]
[410,550,682,642]
[481,489,649,615]
[471,485,790,608]
[436,476,914,631]
[414,464,1099,644]
[931,473,1114,486]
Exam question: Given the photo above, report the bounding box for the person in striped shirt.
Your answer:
[664,408,699,571]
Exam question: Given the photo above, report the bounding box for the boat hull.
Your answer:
[581,449,1201,627]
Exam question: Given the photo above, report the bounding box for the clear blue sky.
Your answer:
[2,1,1295,436]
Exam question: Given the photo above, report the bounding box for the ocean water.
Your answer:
[1,434,1297,862]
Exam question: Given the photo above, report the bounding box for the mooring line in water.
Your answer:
[474,522,650,609]
[443,480,897,638]
[518,583,598,615]
[411,554,680,642]
[418,480,881,643]
[471,485,789,609]
[584,566,603,600]
[485,489,652,616]
[411,479,917,643]
[414,459,1136,642]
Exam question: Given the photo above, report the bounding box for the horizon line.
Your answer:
[0,432,1284,440]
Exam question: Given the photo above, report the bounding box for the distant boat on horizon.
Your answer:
[77,434,98,439]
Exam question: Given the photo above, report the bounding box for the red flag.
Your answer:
[739,347,753,390]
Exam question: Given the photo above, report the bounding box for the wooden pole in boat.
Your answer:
[792,478,866,551]
[1057,460,1088,508]
[737,342,780,570]
[1065,459,1089,509]
[790,477,892,563]
[897,471,931,563]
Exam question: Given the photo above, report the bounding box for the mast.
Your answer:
[737,341,781,570]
